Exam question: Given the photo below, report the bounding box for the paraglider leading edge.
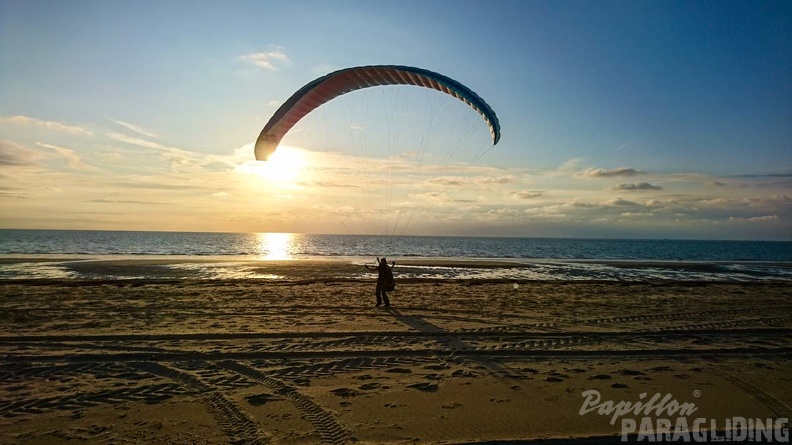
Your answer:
[254,64,500,161]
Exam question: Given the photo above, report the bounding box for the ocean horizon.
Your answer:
[1,229,790,281]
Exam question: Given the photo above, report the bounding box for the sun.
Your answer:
[239,145,308,186]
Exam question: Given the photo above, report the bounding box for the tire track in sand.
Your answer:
[129,361,267,445]
[705,366,792,419]
[217,360,354,445]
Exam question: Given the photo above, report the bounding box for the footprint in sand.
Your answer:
[386,368,412,374]
[358,382,381,391]
[330,387,360,398]
[451,369,476,378]
[408,382,439,392]
[442,402,464,409]
[611,383,629,389]
[588,374,612,380]
[616,369,646,376]
[648,366,674,372]
[245,393,283,406]
[424,364,449,371]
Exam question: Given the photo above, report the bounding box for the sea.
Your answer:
[0,229,790,281]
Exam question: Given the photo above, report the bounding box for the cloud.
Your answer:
[115,182,204,191]
[1,115,93,136]
[426,177,466,186]
[107,132,167,150]
[566,201,599,208]
[728,215,781,223]
[304,181,360,189]
[581,167,645,178]
[107,132,237,171]
[611,182,663,191]
[268,100,282,108]
[238,49,290,71]
[559,158,585,171]
[88,199,169,205]
[512,190,544,199]
[415,192,452,203]
[606,198,640,206]
[111,119,159,139]
[620,212,654,218]
[0,140,41,166]
[36,143,98,171]
[730,173,792,178]
[478,176,514,185]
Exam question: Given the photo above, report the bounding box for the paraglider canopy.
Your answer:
[255,65,500,161]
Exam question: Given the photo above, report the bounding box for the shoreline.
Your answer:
[1,255,790,282]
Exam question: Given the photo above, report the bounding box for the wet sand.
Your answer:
[1,273,791,444]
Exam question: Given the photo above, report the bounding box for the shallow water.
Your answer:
[1,229,790,281]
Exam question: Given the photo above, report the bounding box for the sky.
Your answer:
[1,0,790,240]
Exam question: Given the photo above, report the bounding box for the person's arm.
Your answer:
[389,261,395,269]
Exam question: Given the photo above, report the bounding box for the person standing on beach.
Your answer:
[365,257,395,307]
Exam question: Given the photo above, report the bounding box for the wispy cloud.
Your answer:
[729,172,792,178]
[107,132,167,150]
[107,132,238,171]
[426,177,466,186]
[606,198,640,206]
[111,119,159,139]
[1,115,93,136]
[478,176,514,185]
[0,140,40,166]
[511,190,544,199]
[238,48,290,71]
[415,192,452,203]
[88,199,169,205]
[581,167,645,178]
[728,215,781,223]
[36,142,99,171]
[610,182,663,191]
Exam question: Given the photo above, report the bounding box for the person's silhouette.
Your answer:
[364,257,395,307]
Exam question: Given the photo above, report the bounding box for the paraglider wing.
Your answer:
[255,65,500,160]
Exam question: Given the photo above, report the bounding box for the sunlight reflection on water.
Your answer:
[257,233,295,260]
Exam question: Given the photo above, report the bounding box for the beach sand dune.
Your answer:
[1,278,790,444]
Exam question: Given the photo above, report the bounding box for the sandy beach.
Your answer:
[1,263,791,444]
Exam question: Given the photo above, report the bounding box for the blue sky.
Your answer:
[1,0,790,239]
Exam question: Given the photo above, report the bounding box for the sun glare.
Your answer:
[239,145,308,186]
[257,232,295,260]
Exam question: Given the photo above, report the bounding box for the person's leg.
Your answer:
[375,281,383,306]
[382,291,390,307]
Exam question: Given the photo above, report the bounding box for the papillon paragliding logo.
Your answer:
[254,65,501,236]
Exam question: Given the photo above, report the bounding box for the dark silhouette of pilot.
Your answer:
[364,257,395,307]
